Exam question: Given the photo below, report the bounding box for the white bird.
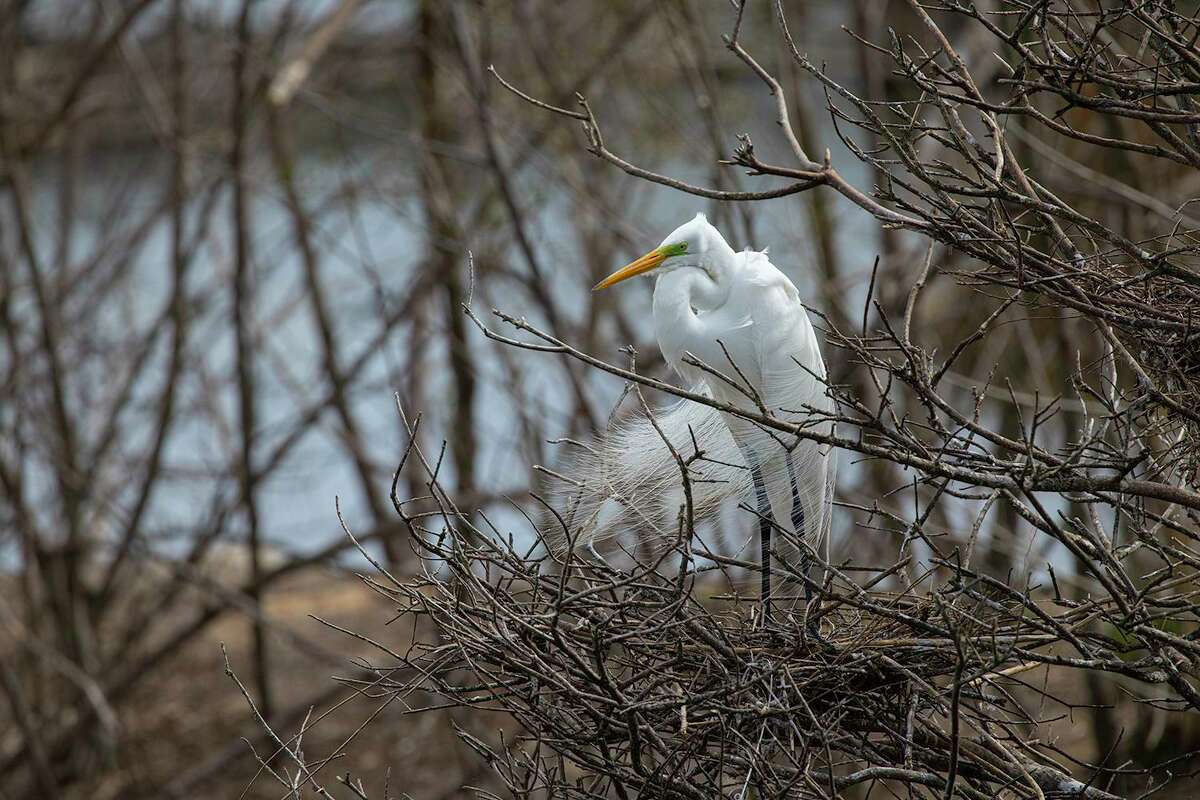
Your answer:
[558,213,836,624]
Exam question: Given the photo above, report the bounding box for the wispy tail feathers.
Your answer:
[544,388,835,586]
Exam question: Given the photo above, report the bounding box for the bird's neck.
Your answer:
[667,241,736,307]
[652,247,736,372]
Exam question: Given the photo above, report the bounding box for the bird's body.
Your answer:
[559,214,836,619]
[653,241,831,545]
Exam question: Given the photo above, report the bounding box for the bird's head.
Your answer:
[593,213,729,291]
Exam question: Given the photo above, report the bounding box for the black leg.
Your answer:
[800,549,814,604]
[784,454,809,602]
[749,464,772,623]
[787,452,825,641]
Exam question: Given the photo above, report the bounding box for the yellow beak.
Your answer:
[593,248,666,291]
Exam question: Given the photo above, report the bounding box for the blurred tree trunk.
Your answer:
[230,0,273,724]
[419,0,476,505]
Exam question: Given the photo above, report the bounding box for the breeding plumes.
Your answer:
[554,214,836,622]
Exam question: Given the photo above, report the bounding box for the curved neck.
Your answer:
[652,250,737,370]
[667,238,736,308]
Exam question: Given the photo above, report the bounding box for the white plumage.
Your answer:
[553,214,836,615]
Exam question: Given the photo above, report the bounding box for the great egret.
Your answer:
[565,213,836,623]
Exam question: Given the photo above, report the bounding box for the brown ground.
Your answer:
[83,565,507,800]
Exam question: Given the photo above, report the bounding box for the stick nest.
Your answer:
[355,528,1116,800]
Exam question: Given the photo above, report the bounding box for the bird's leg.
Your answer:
[786,451,826,642]
[783,454,810,602]
[748,464,773,624]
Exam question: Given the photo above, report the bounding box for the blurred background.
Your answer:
[2,1,1196,797]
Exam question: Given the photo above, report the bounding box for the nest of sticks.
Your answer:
[351,516,1122,800]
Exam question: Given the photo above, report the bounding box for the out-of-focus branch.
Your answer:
[230,0,273,725]
[268,0,365,109]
